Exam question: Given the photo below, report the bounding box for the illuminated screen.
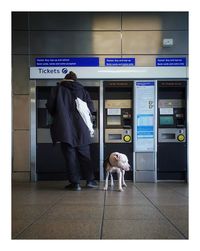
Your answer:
[160,116,174,125]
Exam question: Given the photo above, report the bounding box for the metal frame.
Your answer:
[154,80,158,182]
[186,80,189,183]
[99,81,104,181]
[30,80,37,182]
[133,81,136,183]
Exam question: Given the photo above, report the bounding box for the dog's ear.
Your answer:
[114,154,120,161]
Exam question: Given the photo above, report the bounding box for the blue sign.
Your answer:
[105,58,135,66]
[36,57,99,67]
[137,114,154,139]
[156,57,186,66]
[136,82,155,86]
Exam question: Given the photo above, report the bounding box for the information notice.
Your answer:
[134,81,155,151]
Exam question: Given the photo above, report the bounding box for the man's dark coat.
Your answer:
[46,80,95,147]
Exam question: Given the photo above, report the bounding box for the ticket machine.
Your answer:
[104,81,133,180]
[36,82,100,180]
[157,81,187,180]
[36,86,65,180]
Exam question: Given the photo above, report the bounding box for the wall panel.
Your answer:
[122,31,188,54]
[122,31,162,55]
[12,31,29,54]
[122,12,188,30]
[12,55,29,94]
[30,31,121,54]
[13,95,29,129]
[12,12,29,30]
[29,12,121,30]
[13,130,30,172]
[122,12,162,30]
[160,31,188,54]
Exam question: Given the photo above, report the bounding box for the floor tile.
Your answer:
[12,204,51,238]
[170,218,188,238]
[12,204,50,220]
[102,219,184,239]
[136,183,188,198]
[104,205,164,220]
[13,190,65,205]
[158,205,188,219]
[105,192,151,206]
[12,219,34,238]
[59,191,105,205]
[148,194,188,206]
[16,219,102,239]
[43,204,104,220]
[170,187,188,197]
[157,205,188,238]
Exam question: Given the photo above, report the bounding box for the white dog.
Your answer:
[104,152,130,192]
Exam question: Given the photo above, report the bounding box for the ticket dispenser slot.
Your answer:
[104,81,133,180]
[36,85,100,180]
[157,81,187,180]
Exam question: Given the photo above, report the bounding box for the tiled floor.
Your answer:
[12,181,188,239]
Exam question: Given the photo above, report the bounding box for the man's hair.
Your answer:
[64,71,77,81]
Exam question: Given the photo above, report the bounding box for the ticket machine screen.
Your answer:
[160,116,174,126]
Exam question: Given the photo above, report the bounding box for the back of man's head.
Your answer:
[64,71,77,81]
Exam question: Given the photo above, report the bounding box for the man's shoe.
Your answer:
[64,183,81,191]
[86,180,98,188]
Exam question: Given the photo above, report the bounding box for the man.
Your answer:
[46,71,97,191]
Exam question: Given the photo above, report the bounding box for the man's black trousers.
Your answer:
[60,143,94,184]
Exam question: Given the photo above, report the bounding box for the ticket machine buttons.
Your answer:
[123,135,131,142]
[177,134,185,142]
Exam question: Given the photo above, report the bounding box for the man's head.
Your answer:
[64,71,77,81]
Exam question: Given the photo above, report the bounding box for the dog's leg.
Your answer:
[122,170,127,187]
[117,169,123,192]
[104,171,110,190]
[110,172,114,187]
